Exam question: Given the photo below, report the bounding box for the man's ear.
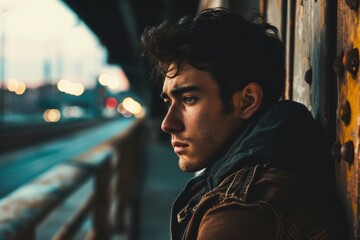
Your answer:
[232,83,263,120]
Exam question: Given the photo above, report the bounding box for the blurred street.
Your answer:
[0,118,134,198]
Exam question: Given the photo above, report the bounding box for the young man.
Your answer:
[141,8,344,240]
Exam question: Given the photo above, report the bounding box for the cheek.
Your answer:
[193,113,221,144]
[186,102,230,144]
[188,110,211,133]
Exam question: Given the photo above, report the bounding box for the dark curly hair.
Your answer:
[141,8,285,112]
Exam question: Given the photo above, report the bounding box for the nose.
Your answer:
[161,105,183,133]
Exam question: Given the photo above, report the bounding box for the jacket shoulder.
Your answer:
[192,165,333,240]
[196,199,278,240]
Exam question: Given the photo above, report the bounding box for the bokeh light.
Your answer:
[43,109,61,122]
[98,73,110,86]
[134,108,146,119]
[105,97,118,109]
[63,106,84,118]
[57,79,84,96]
[15,82,26,95]
[7,79,19,92]
[122,97,142,115]
[97,67,129,92]
[7,78,27,95]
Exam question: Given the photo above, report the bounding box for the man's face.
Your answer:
[161,65,242,172]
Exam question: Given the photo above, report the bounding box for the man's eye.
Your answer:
[183,97,197,105]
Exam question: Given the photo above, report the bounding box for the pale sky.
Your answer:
[0,0,112,88]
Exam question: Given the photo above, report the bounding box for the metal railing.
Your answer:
[0,118,145,240]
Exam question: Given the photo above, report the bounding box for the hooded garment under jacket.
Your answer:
[170,100,348,240]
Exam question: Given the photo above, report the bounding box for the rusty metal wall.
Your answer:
[263,0,337,142]
[336,1,360,239]
[263,0,360,238]
[291,0,337,142]
[264,0,339,157]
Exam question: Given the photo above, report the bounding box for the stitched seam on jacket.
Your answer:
[224,167,253,200]
[227,165,261,202]
[239,165,259,201]
[207,167,250,199]
[259,200,303,240]
[225,171,240,197]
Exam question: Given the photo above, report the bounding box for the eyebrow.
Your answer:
[160,86,200,99]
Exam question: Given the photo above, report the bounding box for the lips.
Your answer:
[172,141,189,154]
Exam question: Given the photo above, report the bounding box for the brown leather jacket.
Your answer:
[170,101,347,240]
[178,164,335,239]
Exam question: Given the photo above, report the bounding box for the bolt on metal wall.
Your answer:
[336,1,360,238]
